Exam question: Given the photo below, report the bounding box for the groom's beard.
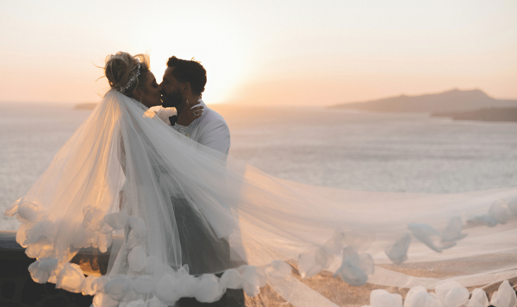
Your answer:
[161,88,183,108]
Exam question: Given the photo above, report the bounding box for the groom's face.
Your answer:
[160,67,184,108]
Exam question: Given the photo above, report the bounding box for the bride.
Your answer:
[5,52,517,307]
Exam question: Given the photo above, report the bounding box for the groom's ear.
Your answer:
[182,82,191,95]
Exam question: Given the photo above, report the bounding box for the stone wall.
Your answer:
[0,231,94,307]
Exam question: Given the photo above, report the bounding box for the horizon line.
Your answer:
[2,87,517,106]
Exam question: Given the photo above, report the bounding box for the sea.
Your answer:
[1,103,517,230]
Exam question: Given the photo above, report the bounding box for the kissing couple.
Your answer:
[106,52,239,306]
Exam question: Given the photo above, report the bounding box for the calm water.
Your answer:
[1,103,517,230]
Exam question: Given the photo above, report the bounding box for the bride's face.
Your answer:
[136,72,162,108]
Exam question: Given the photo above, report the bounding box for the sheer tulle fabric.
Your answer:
[5,90,517,307]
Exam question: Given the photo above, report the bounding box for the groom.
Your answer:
[161,56,231,156]
[160,56,243,307]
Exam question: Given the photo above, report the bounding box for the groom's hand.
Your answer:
[176,100,204,126]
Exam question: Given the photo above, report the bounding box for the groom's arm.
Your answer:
[197,120,231,156]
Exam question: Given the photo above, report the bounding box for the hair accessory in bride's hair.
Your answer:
[119,60,141,93]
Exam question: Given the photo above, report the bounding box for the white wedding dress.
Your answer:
[5,90,517,307]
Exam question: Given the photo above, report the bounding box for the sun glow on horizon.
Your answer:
[0,0,516,106]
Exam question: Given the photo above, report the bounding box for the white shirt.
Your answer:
[156,100,231,155]
[183,100,231,155]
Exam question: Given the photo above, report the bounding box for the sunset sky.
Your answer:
[1,0,516,106]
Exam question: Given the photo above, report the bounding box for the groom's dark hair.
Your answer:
[166,56,207,95]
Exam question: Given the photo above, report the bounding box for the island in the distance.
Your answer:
[432,107,517,122]
[330,89,517,122]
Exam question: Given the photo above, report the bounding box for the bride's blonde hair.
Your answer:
[104,52,150,96]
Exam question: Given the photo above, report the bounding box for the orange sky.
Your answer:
[0,0,516,106]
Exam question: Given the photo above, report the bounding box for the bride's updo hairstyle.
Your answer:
[104,52,150,97]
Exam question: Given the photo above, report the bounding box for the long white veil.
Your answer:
[5,90,517,307]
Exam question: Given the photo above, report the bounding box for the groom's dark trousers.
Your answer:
[173,197,245,307]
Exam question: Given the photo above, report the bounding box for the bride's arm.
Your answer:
[172,103,204,135]
[172,123,188,135]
